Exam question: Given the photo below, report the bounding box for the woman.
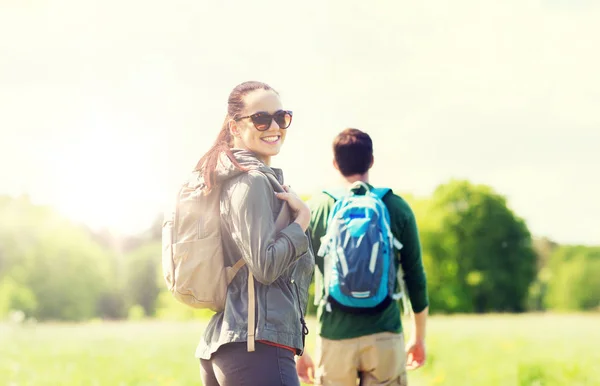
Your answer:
[195,81,314,386]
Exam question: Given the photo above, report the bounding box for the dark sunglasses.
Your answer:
[235,110,293,131]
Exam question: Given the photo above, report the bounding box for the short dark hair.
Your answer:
[333,128,373,177]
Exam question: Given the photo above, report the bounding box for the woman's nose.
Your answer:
[267,117,280,131]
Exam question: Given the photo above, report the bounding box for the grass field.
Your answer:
[1,314,599,385]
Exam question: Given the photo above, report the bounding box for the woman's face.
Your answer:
[231,89,288,165]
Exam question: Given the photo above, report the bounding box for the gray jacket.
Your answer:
[196,150,315,359]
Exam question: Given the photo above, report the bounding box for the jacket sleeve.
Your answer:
[226,171,309,285]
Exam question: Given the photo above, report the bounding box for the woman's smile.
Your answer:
[260,135,281,144]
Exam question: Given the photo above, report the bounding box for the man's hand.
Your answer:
[296,352,316,384]
[405,338,426,370]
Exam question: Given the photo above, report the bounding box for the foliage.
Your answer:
[124,242,161,317]
[414,180,537,313]
[527,237,559,311]
[96,288,128,320]
[0,196,112,321]
[0,276,37,317]
[127,304,146,321]
[545,245,600,311]
[154,291,215,321]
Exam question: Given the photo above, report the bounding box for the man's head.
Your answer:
[333,128,374,177]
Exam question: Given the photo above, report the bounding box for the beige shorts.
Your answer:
[315,332,407,386]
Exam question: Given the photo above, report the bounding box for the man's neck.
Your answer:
[342,173,369,187]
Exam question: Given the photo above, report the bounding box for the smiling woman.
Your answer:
[185,81,314,386]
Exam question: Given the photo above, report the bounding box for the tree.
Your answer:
[0,195,113,321]
[418,180,536,313]
[528,237,559,311]
[545,246,600,311]
[125,242,161,317]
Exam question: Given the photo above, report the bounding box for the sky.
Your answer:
[1,0,598,245]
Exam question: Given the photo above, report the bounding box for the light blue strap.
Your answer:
[393,237,403,251]
[350,181,370,194]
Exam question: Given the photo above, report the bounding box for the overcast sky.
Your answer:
[1,0,598,244]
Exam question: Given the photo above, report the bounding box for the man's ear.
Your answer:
[333,159,340,171]
[369,155,374,169]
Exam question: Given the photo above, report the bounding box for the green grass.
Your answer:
[1,314,599,385]
[404,313,599,385]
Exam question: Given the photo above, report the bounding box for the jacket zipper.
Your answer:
[290,279,309,355]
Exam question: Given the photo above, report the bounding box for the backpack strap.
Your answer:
[227,258,247,284]
[371,187,391,200]
[247,270,256,352]
[226,257,256,351]
[370,187,402,250]
[323,188,347,201]
[370,186,412,315]
[326,185,390,201]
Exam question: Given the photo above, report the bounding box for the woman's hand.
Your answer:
[275,185,310,232]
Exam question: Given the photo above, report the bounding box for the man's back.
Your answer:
[308,184,429,340]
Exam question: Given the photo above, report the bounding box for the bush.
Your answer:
[97,289,128,320]
[0,277,37,318]
[416,180,536,313]
[154,291,214,321]
[545,246,600,311]
[128,304,146,321]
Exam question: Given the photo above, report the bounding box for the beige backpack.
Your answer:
[162,169,290,351]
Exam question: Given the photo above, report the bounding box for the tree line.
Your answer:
[1,180,598,322]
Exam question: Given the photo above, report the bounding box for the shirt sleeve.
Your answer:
[395,204,429,313]
[307,194,333,275]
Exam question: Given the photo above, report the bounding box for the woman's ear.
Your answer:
[229,120,239,138]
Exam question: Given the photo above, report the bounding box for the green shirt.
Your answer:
[308,184,429,340]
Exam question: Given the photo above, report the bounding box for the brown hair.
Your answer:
[195,81,277,190]
[333,128,374,177]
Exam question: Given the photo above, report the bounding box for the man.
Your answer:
[297,128,429,386]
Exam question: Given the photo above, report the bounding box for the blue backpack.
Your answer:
[318,182,406,314]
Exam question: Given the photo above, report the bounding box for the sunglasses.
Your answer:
[235,110,293,131]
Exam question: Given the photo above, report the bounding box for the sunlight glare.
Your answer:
[50,127,165,234]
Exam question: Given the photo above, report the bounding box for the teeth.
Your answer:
[262,136,279,143]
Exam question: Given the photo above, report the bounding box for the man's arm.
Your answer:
[295,194,331,383]
[406,306,428,370]
[307,194,332,274]
[393,199,429,370]
[411,306,428,342]
[397,203,429,314]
